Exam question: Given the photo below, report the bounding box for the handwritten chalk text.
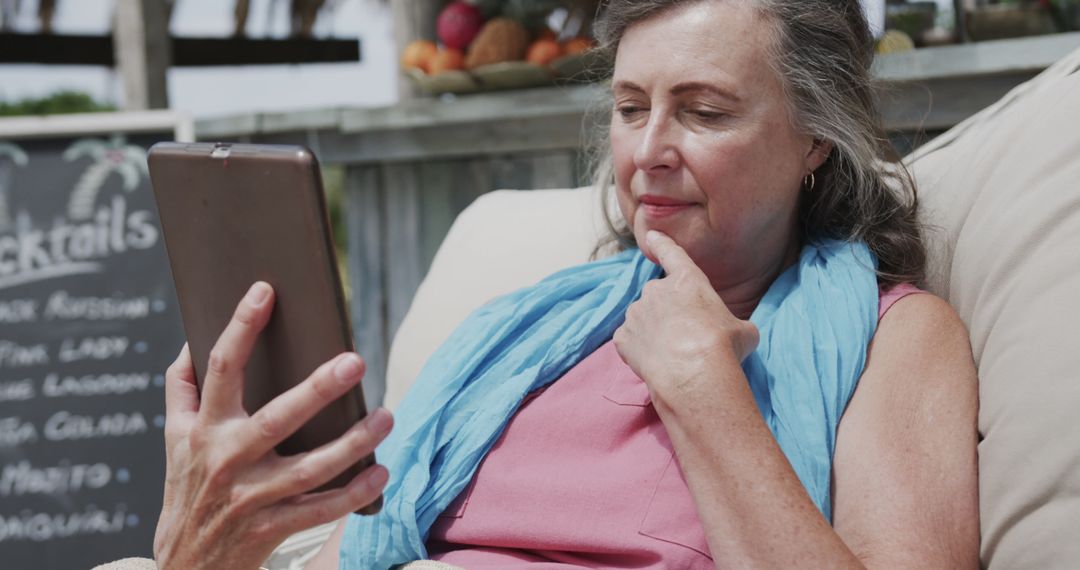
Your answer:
[0,341,48,369]
[44,291,150,321]
[0,379,34,401]
[0,461,111,497]
[57,336,128,363]
[43,411,148,441]
[0,505,130,543]
[0,417,37,446]
[42,372,151,397]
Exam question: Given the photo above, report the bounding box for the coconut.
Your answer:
[465,17,530,69]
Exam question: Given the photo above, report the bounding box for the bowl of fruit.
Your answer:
[400,0,602,95]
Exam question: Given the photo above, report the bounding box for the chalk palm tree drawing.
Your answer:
[63,135,148,220]
[0,142,29,232]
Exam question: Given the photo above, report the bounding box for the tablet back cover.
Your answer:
[148,142,375,497]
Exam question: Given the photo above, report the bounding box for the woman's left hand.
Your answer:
[612,230,759,406]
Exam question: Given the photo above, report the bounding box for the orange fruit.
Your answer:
[562,37,595,56]
[401,40,438,73]
[526,38,563,66]
[428,48,466,74]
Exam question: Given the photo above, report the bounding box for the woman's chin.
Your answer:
[640,244,659,265]
[633,228,661,265]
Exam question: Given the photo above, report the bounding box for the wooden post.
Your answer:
[390,0,443,100]
[345,165,389,407]
[113,0,172,110]
[954,0,970,43]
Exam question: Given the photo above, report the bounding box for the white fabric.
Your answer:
[91,559,157,570]
[398,561,465,570]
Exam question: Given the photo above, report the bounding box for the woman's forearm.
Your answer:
[651,350,864,569]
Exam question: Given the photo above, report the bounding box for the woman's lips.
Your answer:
[638,195,695,219]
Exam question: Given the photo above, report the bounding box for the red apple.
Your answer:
[437,1,485,51]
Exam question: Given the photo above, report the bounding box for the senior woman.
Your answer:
[153,0,979,568]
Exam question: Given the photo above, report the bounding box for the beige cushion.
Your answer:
[909,48,1080,568]
[385,48,1080,569]
[382,187,612,409]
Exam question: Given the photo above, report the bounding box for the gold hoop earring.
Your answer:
[803,172,816,192]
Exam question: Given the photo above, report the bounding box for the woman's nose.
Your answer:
[633,115,680,172]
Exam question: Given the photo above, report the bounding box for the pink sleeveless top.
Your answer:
[426,284,925,569]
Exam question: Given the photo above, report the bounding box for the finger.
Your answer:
[164,343,199,437]
[265,464,389,536]
[612,326,628,360]
[252,407,392,502]
[200,282,275,419]
[165,343,198,413]
[242,352,366,458]
[645,230,696,277]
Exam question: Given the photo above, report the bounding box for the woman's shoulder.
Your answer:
[878,282,928,322]
[866,285,976,395]
[875,284,966,341]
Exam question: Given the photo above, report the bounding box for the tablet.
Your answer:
[148,142,380,513]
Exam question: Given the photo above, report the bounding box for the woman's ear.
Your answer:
[805,138,833,172]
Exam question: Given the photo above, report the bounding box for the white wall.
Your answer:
[0,0,398,118]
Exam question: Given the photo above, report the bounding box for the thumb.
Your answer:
[645,230,695,276]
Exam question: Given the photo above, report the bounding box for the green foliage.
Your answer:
[320,165,353,297]
[321,165,348,256]
[0,90,115,117]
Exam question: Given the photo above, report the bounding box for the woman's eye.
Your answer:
[687,109,725,121]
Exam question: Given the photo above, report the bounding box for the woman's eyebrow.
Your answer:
[671,81,742,103]
[611,80,742,104]
[612,80,646,94]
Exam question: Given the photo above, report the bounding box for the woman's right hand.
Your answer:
[152,282,393,570]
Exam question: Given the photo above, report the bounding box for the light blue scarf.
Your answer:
[341,240,878,569]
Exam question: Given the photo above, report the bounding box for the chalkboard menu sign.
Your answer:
[0,113,190,568]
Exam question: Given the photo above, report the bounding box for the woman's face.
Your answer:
[611,0,827,287]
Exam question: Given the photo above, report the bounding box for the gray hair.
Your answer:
[588,0,925,286]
